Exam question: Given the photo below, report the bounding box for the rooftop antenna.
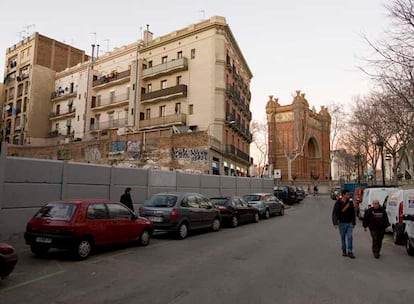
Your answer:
[24,24,35,36]
[17,30,26,40]
[90,32,97,45]
[199,10,205,20]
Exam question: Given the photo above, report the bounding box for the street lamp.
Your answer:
[375,137,386,186]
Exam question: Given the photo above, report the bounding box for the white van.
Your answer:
[402,192,414,256]
[359,187,398,220]
[383,189,414,245]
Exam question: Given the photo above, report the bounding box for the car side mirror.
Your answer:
[131,213,138,220]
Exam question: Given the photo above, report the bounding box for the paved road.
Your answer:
[1,195,413,304]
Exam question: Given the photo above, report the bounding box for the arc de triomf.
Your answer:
[266,90,331,182]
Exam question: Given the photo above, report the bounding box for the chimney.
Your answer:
[96,44,100,59]
[143,24,153,45]
[91,44,95,61]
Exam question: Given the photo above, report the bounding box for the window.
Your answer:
[190,49,196,59]
[110,91,115,103]
[175,103,181,115]
[147,83,152,92]
[55,123,59,131]
[87,204,108,220]
[56,104,60,115]
[107,204,132,219]
[126,86,130,99]
[177,51,183,59]
[159,105,166,117]
[161,56,168,64]
[189,104,194,115]
[176,76,182,85]
[145,108,151,119]
[161,80,167,89]
[148,60,153,68]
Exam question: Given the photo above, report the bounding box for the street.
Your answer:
[1,195,413,304]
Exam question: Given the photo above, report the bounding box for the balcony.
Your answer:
[142,57,188,80]
[91,93,129,111]
[141,84,187,103]
[225,144,250,163]
[51,90,77,102]
[92,69,131,89]
[49,109,76,120]
[90,118,128,132]
[139,113,186,129]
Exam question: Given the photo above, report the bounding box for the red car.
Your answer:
[24,199,153,260]
[0,242,18,279]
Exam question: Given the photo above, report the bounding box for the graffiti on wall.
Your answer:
[57,149,72,160]
[172,148,208,162]
[127,141,140,159]
[111,141,126,153]
[85,147,101,161]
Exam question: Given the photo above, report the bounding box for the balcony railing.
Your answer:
[139,113,186,129]
[91,93,129,110]
[92,69,131,87]
[90,118,128,132]
[51,90,77,100]
[141,84,187,103]
[225,144,250,163]
[49,109,76,119]
[142,57,188,80]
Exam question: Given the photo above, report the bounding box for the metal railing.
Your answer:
[90,118,128,131]
[139,113,186,128]
[141,84,187,102]
[142,57,188,79]
[92,69,131,87]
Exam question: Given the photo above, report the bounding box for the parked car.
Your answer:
[0,242,18,279]
[384,188,414,245]
[291,185,305,201]
[210,196,259,227]
[139,193,221,239]
[402,191,414,256]
[274,185,298,205]
[24,199,153,260]
[330,186,342,200]
[242,193,284,218]
[359,187,398,219]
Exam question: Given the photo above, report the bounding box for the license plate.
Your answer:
[148,216,163,223]
[36,237,52,244]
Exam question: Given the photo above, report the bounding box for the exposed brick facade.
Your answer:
[266,91,331,182]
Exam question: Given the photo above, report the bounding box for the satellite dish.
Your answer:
[5,105,11,111]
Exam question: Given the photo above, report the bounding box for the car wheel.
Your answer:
[73,238,92,260]
[231,215,239,228]
[279,207,285,216]
[138,229,151,246]
[253,212,259,223]
[30,245,49,256]
[212,218,221,232]
[393,227,405,245]
[265,209,270,219]
[176,223,188,239]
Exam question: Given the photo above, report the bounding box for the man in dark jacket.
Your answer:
[332,189,356,258]
[363,199,390,258]
[120,187,134,211]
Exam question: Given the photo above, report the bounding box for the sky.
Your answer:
[1,0,389,155]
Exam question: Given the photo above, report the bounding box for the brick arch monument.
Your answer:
[266,90,331,182]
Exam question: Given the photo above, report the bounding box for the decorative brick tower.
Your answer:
[266,90,331,182]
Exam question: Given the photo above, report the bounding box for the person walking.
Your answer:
[362,199,390,258]
[332,189,356,258]
[120,187,134,211]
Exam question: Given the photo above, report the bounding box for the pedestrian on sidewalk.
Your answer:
[362,199,390,258]
[332,189,356,259]
[120,187,134,211]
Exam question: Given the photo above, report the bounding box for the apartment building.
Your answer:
[1,33,87,145]
[2,16,253,175]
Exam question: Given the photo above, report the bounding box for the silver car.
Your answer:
[139,193,221,239]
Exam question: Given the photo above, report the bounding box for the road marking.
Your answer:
[0,270,65,294]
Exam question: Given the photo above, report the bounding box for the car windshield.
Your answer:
[35,203,77,220]
[144,195,177,207]
[210,198,228,206]
[243,195,261,201]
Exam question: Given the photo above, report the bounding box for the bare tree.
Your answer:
[251,119,268,177]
